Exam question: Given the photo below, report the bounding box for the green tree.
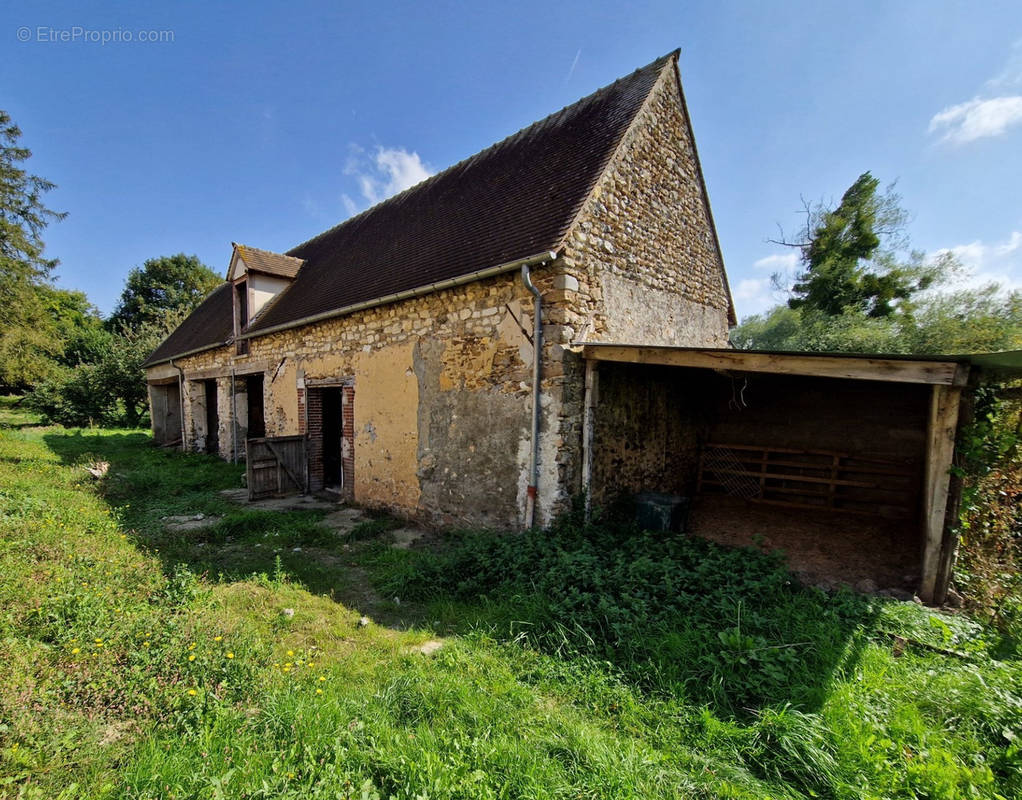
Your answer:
[731,291,1022,355]
[27,310,183,427]
[107,254,220,332]
[733,171,1022,356]
[0,109,68,389]
[779,172,945,319]
[42,286,111,367]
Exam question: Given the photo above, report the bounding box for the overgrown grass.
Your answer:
[1,409,1020,798]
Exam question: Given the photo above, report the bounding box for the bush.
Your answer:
[25,364,120,427]
[955,386,1022,642]
[372,507,872,713]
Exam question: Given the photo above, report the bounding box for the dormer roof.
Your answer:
[228,244,305,281]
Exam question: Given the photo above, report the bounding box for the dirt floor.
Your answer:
[688,495,921,596]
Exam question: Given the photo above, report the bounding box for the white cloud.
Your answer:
[752,252,799,272]
[928,96,1022,144]
[342,145,434,213]
[987,38,1022,90]
[930,231,1022,291]
[733,251,800,318]
[929,41,1022,145]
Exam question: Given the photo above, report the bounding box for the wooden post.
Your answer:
[581,360,598,523]
[920,384,962,603]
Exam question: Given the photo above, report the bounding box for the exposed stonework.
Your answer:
[560,62,731,347]
[146,57,734,531]
[159,268,581,527]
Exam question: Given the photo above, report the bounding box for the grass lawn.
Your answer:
[1,395,1020,799]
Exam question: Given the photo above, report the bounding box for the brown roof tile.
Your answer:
[234,244,305,279]
[146,52,676,365]
[143,283,234,367]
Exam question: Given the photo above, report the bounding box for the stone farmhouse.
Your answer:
[144,51,735,529]
[145,49,1006,605]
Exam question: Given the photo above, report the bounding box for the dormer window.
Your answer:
[227,243,305,356]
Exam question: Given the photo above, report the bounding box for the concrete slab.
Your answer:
[322,507,367,534]
[217,489,338,512]
[163,513,221,532]
[390,527,425,549]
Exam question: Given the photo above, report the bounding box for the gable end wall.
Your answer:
[561,63,730,346]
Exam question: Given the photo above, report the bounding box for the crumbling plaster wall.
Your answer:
[152,267,585,527]
[558,61,731,348]
[145,64,734,528]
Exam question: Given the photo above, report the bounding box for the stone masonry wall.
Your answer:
[148,59,734,530]
[156,267,581,528]
[558,61,731,347]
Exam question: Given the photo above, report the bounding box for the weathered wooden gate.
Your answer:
[247,435,307,500]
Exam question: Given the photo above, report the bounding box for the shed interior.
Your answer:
[589,362,932,593]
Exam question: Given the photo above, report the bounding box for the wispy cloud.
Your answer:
[752,252,799,273]
[735,251,800,318]
[565,48,581,83]
[929,41,1022,145]
[928,96,1022,145]
[930,231,1022,290]
[986,37,1022,90]
[341,145,435,215]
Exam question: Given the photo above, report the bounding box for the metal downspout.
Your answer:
[231,366,238,464]
[169,359,186,451]
[521,263,544,528]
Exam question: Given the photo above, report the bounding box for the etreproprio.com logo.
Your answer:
[17,26,175,44]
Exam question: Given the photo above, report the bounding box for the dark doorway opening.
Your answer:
[203,379,219,455]
[321,387,343,489]
[246,374,265,439]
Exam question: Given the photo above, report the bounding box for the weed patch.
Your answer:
[1,423,1020,798]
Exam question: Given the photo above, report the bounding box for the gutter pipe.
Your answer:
[169,359,187,450]
[146,252,560,368]
[521,258,552,528]
[237,251,558,341]
[231,365,239,464]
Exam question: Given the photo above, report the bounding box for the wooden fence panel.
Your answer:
[697,442,919,518]
[247,435,307,500]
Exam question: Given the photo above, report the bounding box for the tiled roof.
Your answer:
[146,52,678,364]
[234,244,305,279]
[143,283,234,367]
[252,52,676,334]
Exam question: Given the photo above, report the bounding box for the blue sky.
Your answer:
[3,0,1020,320]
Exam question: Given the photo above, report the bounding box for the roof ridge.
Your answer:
[236,243,305,262]
[286,51,678,258]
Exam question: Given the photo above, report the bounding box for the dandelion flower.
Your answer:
[188,643,196,651]
[287,650,294,657]
[226,652,234,659]
[71,647,80,654]
[316,688,323,695]
[142,641,150,648]
[214,636,222,642]
[188,689,197,696]
[188,654,196,662]
[318,676,326,682]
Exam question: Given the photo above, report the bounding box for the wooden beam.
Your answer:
[581,345,963,385]
[581,360,598,522]
[919,384,963,603]
[179,360,269,382]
